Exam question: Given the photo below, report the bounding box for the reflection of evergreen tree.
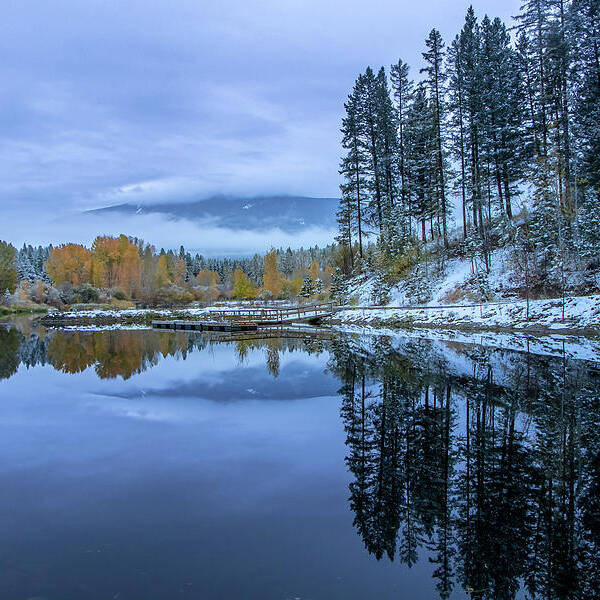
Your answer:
[578,367,600,597]
[265,342,281,378]
[457,379,534,600]
[18,330,51,368]
[0,328,20,379]
[332,333,600,600]
[338,355,378,558]
[525,358,581,600]
[428,384,455,600]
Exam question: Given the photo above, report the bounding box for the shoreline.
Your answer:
[331,294,600,336]
[31,294,600,338]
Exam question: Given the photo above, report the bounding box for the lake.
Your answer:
[0,323,599,599]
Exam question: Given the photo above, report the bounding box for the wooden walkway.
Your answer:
[204,302,335,325]
[152,303,335,332]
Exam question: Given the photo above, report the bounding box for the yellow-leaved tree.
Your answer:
[309,259,321,282]
[262,250,283,298]
[46,244,92,286]
[232,268,257,299]
[91,235,141,297]
[155,254,171,289]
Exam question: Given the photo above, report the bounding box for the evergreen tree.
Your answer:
[339,81,368,260]
[299,275,314,298]
[570,0,600,203]
[359,67,387,240]
[421,28,450,248]
[370,268,391,305]
[330,268,348,304]
[314,278,324,295]
[390,59,414,232]
[404,85,436,242]
[448,34,470,238]
[479,16,526,221]
[375,67,400,245]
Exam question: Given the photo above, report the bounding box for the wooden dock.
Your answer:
[152,303,335,332]
[203,302,335,325]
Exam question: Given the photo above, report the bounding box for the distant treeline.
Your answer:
[0,236,339,304]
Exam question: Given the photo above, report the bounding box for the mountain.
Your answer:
[86,195,339,233]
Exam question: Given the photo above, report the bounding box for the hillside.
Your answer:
[86,195,339,233]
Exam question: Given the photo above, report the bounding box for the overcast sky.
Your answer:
[0,0,522,253]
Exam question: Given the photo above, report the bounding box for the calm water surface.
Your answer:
[0,323,599,599]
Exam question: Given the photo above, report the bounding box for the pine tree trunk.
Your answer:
[503,163,513,219]
[355,152,364,259]
[559,0,572,211]
[433,62,448,249]
[459,99,468,238]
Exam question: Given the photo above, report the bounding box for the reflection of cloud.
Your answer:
[94,356,337,404]
[4,210,335,256]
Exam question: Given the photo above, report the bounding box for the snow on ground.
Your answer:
[348,248,520,306]
[55,301,304,319]
[336,294,600,331]
[53,307,208,318]
[61,324,152,331]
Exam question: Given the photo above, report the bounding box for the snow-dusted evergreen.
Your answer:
[337,2,600,302]
[15,244,51,283]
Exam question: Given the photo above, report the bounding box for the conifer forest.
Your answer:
[337,1,600,302]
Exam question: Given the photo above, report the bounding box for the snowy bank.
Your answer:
[334,294,600,332]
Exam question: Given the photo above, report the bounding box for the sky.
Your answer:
[0,0,522,254]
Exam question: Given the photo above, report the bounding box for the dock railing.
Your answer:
[205,302,335,323]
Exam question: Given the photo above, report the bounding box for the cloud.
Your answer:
[2,209,336,256]
[0,0,523,250]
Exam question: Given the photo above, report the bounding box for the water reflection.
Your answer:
[0,325,330,381]
[329,336,600,599]
[1,323,599,598]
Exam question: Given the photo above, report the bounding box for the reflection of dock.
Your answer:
[152,303,335,332]
[152,320,257,332]
[201,325,336,343]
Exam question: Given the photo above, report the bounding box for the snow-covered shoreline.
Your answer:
[333,294,600,333]
[38,295,600,338]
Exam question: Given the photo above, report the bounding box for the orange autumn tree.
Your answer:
[116,236,142,297]
[91,237,120,288]
[196,269,220,300]
[309,259,321,282]
[262,250,284,298]
[91,235,141,297]
[154,254,171,289]
[46,244,92,285]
